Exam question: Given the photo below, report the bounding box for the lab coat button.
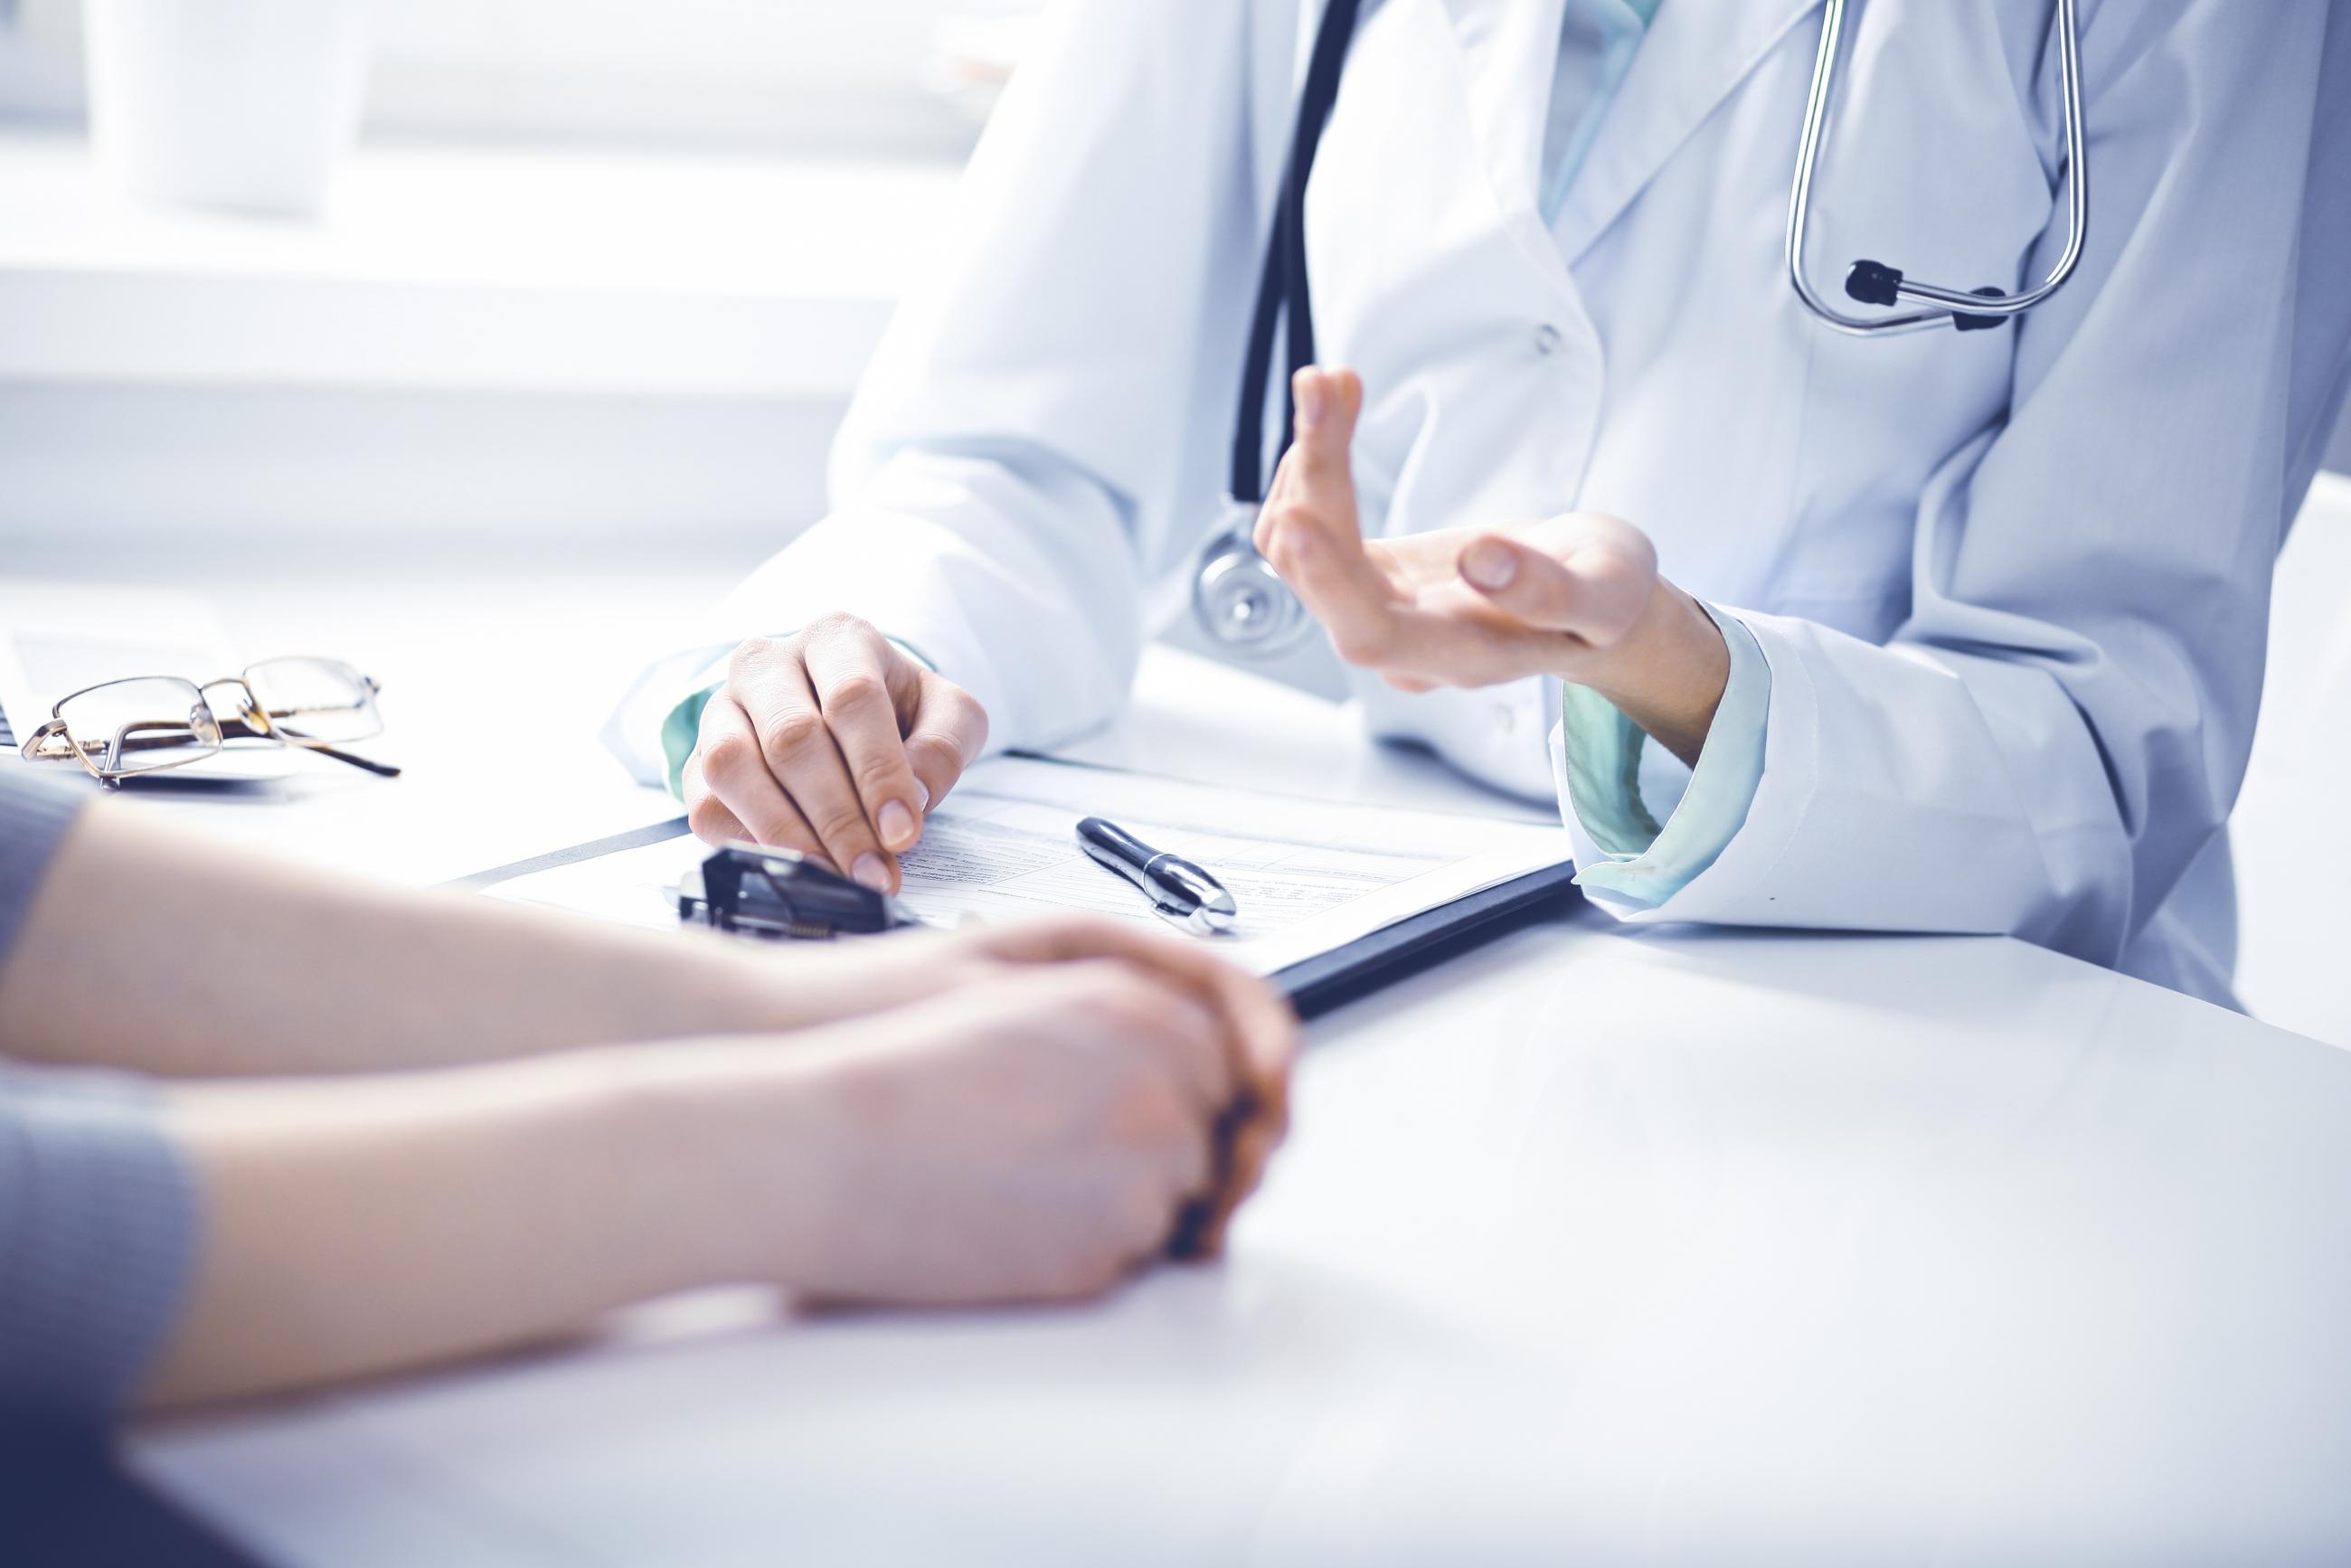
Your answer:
[1532,323,1563,356]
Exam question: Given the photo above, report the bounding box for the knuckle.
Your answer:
[1065,967,1157,1034]
[753,816,816,856]
[760,708,828,766]
[1329,623,1391,665]
[697,732,752,781]
[1264,503,1319,551]
[726,636,782,682]
[805,610,873,647]
[821,669,891,715]
[942,682,986,723]
[904,732,964,781]
[812,803,876,851]
[852,751,911,798]
[955,692,991,754]
[686,795,736,844]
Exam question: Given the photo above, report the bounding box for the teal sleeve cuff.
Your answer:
[654,636,940,803]
[657,683,718,801]
[1562,603,1770,908]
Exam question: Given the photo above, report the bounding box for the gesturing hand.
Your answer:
[684,615,989,893]
[1254,366,1732,765]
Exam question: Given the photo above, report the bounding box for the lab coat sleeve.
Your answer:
[602,0,1286,785]
[1586,0,2351,972]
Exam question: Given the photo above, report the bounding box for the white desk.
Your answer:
[71,554,2351,1566]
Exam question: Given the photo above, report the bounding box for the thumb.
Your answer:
[1457,515,1657,647]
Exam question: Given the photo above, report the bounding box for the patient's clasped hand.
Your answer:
[0,774,1293,1417]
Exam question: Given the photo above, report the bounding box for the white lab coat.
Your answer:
[614,0,2351,1006]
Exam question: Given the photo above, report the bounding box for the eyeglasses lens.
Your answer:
[56,677,221,775]
[242,657,382,745]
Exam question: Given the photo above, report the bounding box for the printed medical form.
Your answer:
[490,756,1574,978]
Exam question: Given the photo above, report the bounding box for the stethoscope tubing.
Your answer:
[1202,0,2092,651]
[1787,0,2089,335]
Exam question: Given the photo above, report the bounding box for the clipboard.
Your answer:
[448,814,1584,1020]
[1270,859,1582,1019]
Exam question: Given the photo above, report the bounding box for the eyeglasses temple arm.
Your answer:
[219,714,403,779]
[304,743,403,779]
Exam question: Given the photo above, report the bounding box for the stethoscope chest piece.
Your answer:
[1194,498,1316,657]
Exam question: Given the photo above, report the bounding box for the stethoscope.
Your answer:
[1193,0,2091,656]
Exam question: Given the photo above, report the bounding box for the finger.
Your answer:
[1260,501,1412,668]
[1177,1109,1284,1261]
[693,693,825,856]
[1322,581,1589,688]
[732,650,898,893]
[959,921,1294,1264]
[680,753,753,845]
[1279,364,1362,503]
[801,621,928,855]
[1254,368,1367,558]
[1369,528,1480,589]
[902,673,989,817]
[1251,369,1412,668]
[980,916,1298,1156]
[1141,970,1237,1118]
[1457,515,1657,647]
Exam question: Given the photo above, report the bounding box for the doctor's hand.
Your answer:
[684,616,988,892]
[1257,367,1732,767]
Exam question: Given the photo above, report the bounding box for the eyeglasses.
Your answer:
[20,656,401,786]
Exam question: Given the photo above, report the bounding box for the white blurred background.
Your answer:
[0,0,1034,553]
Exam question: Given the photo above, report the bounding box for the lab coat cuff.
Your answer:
[1558,682,1662,856]
[1598,605,1821,923]
[1558,604,1772,911]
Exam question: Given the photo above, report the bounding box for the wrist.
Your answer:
[1572,581,1731,769]
[593,1036,844,1293]
[702,931,979,1035]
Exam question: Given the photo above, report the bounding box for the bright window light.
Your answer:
[0,0,1043,156]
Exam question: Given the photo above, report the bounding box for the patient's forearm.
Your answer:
[0,802,823,1077]
[137,1043,820,1409]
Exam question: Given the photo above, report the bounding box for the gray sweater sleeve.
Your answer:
[1,771,197,1422]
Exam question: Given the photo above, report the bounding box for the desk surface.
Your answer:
[55,553,2351,1566]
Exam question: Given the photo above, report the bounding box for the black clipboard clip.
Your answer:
[677,842,928,941]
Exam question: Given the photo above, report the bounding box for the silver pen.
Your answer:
[1074,817,1239,936]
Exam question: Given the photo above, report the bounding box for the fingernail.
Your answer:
[1462,540,1517,590]
[878,799,917,849]
[1296,372,1326,430]
[913,779,930,812]
[851,854,893,892]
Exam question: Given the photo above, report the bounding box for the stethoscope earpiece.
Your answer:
[1791,0,2088,336]
[1843,259,1903,307]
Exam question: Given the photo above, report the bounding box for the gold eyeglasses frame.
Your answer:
[20,656,401,787]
